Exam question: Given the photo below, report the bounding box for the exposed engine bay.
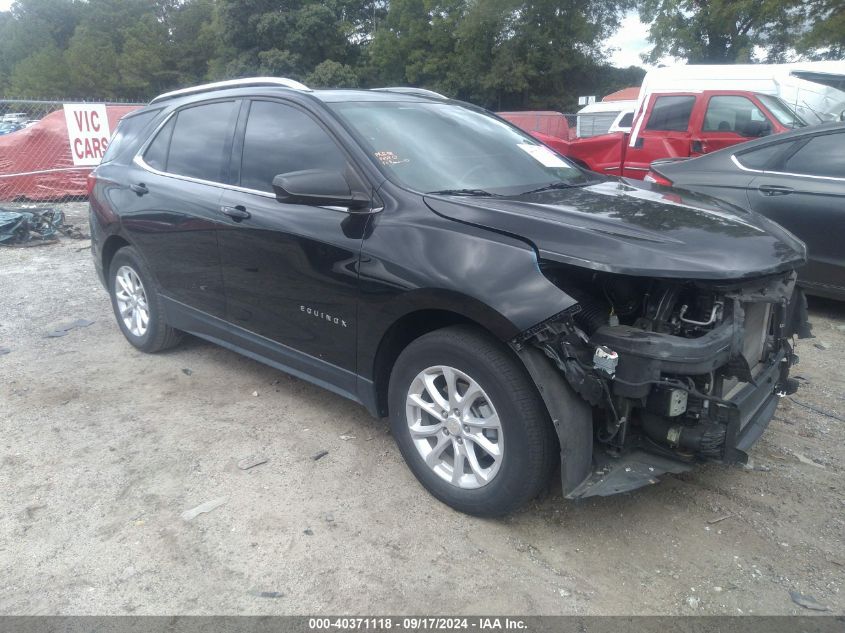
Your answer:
[514,263,812,498]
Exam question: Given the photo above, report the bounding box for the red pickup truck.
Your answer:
[511,90,806,179]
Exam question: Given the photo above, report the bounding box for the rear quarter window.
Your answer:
[735,141,797,170]
[101,109,161,164]
[143,116,175,171]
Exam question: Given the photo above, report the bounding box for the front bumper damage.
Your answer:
[515,271,810,499]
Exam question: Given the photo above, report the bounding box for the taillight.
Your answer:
[644,170,673,187]
[86,171,97,197]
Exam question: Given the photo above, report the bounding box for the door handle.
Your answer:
[758,185,794,197]
[220,205,251,220]
[129,182,149,196]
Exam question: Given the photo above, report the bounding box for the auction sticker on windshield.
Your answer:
[516,143,568,168]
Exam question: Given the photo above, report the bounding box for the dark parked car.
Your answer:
[647,123,845,300]
[0,121,23,135]
[89,78,809,516]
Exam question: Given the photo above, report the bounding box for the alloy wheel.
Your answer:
[405,365,504,489]
[114,265,150,337]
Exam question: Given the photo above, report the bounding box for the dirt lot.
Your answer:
[1,203,843,616]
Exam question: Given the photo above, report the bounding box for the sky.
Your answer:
[605,11,678,69]
[0,2,662,70]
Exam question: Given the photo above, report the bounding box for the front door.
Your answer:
[692,94,774,156]
[623,93,697,178]
[217,99,372,380]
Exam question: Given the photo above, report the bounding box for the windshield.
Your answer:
[757,94,807,128]
[329,101,591,195]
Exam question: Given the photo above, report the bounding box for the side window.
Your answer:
[143,116,174,171]
[617,112,634,128]
[782,133,845,178]
[102,108,160,164]
[645,96,696,131]
[735,141,796,170]
[703,96,769,137]
[240,100,348,193]
[165,100,237,182]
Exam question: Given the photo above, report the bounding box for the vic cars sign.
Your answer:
[63,104,111,166]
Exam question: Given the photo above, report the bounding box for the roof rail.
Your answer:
[150,77,311,104]
[371,87,448,100]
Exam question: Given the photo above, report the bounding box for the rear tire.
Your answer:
[108,246,182,353]
[388,325,557,517]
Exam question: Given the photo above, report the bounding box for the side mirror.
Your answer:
[272,169,370,211]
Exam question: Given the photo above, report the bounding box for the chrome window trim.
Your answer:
[730,153,845,183]
[134,152,276,199]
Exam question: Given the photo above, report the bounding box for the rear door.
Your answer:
[126,99,239,318]
[623,93,697,178]
[746,130,845,296]
[216,98,373,379]
[692,94,774,156]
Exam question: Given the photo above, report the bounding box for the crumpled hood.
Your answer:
[424,180,806,279]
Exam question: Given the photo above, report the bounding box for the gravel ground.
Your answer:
[1,203,843,615]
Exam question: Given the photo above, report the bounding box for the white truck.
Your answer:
[634,61,845,126]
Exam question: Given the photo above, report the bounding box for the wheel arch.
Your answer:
[101,233,161,290]
[101,234,132,282]
[367,299,519,418]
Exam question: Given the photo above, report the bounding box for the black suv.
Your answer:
[90,78,809,516]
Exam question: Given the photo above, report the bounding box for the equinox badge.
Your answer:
[301,305,348,328]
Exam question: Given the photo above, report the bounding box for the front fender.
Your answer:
[356,210,577,382]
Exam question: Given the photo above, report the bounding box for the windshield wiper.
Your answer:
[426,188,500,197]
[517,182,576,196]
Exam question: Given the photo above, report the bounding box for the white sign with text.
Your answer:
[63,103,111,166]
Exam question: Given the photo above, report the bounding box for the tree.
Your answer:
[639,0,805,63]
[8,45,70,97]
[369,0,634,110]
[797,0,845,59]
[118,14,178,97]
[306,59,359,87]
[0,0,82,89]
[368,0,454,86]
[0,0,641,107]
[216,0,357,80]
[167,0,222,85]
[65,25,120,97]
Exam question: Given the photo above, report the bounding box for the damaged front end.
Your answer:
[515,264,811,499]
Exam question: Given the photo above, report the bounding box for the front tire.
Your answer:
[388,325,557,517]
[108,246,182,353]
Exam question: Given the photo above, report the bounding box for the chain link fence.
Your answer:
[0,99,144,204]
